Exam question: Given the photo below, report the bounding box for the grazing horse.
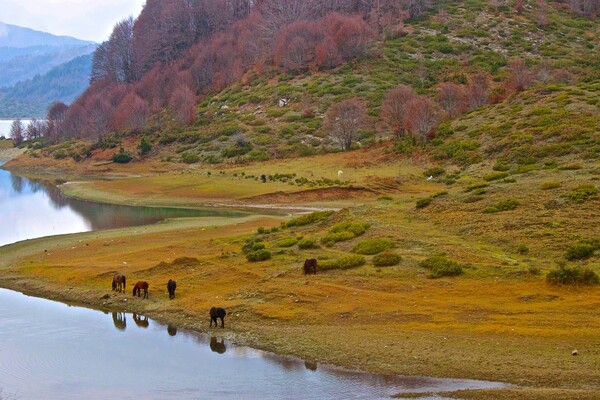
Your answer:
[112,274,126,293]
[303,258,317,275]
[210,337,227,354]
[210,307,226,328]
[167,279,177,299]
[133,281,149,299]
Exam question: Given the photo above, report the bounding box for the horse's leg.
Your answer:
[220,317,224,328]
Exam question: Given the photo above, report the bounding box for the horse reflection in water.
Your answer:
[112,312,127,331]
[133,313,149,328]
[167,324,178,336]
[209,336,226,354]
[304,360,318,371]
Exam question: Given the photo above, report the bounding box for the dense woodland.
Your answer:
[14,0,600,152]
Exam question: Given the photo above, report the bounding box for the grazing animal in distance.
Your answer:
[167,279,177,299]
[133,281,149,299]
[112,274,126,293]
[210,336,227,354]
[338,170,344,178]
[210,307,227,328]
[303,258,317,275]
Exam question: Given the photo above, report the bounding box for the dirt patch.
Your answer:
[242,186,379,204]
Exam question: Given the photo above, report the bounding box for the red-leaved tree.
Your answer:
[380,84,416,137]
[323,98,367,150]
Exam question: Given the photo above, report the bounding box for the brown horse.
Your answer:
[133,281,149,299]
[303,258,317,275]
[167,279,177,299]
[112,274,126,293]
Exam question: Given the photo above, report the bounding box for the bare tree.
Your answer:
[467,73,490,110]
[380,84,416,137]
[404,96,439,141]
[9,119,25,146]
[437,82,466,118]
[323,98,368,150]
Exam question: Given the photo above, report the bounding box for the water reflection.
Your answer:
[112,312,127,331]
[0,167,250,247]
[304,360,318,371]
[209,336,227,354]
[167,324,178,336]
[133,313,149,328]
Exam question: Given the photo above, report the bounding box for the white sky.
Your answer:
[0,0,146,42]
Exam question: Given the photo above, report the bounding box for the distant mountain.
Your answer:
[0,22,96,117]
[0,22,95,48]
[0,54,93,118]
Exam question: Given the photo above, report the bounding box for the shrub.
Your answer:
[423,167,445,177]
[181,152,200,164]
[483,171,509,181]
[541,181,561,190]
[284,210,334,228]
[416,197,433,209]
[565,243,596,260]
[546,264,599,285]
[420,256,464,278]
[319,254,366,271]
[483,198,519,213]
[298,238,319,249]
[257,227,267,234]
[353,238,394,255]
[321,221,370,246]
[373,252,401,267]
[246,249,272,262]
[277,237,298,247]
[568,185,598,203]
[516,244,529,254]
[242,240,266,254]
[112,148,133,163]
[139,137,152,154]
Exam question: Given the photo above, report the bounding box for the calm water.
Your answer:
[0,166,248,247]
[0,289,511,400]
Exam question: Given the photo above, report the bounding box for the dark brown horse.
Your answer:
[133,281,149,299]
[112,273,126,293]
[210,307,226,328]
[303,258,317,275]
[167,279,177,299]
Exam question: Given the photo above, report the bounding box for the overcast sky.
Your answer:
[0,0,145,42]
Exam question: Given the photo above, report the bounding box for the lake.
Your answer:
[0,288,511,400]
[0,166,249,247]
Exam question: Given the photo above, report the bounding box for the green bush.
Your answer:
[373,252,401,267]
[321,221,370,247]
[284,210,334,228]
[181,152,200,164]
[416,196,435,209]
[423,167,446,177]
[568,185,598,203]
[112,148,133,163]
[546,264,599,285]
[483,171,509,181]
[353,238,394,255]
[298,238,319,249]
[565,243,596,260]
[139,137,152,154]
[420,256,464,278]
[541,181,561,190]
[319,254,366,271]
[242,240,266,254]
[483,198,519,213]
[246,249,272,262]
[277,237,298,247]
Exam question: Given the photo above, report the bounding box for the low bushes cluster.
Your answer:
[318,254,366,271]
[353,238,394,255]
[483,198,519,213]
[321,221,370,247]
[565,239,599,260]
[298,238,319,249]
[546,264,599,285]
[284,210,334,228]
[372,252,401,267]
[112,148,133,163]
[540,181,561,190]
[420,255,464,278]
[277,237,298,247]
[568,184,598,203]
[243,240,272,262]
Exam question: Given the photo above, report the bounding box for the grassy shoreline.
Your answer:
[1,152,599,399]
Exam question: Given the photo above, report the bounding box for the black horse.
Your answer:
[210,336,227,354]
[167,279,177,299]
[210,307,226,328]
[303,258,317,275]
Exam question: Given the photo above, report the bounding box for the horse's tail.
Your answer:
[122,275,126,289]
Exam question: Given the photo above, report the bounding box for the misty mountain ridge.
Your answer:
[0,21,95,48]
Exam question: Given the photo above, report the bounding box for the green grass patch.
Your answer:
[483,198,519,213]
[277,237,299,248]
[568,185,598,203]
[541,181,561,190]
[372,252,401,267]
[319,254,366,271]
[546,264,599,285]
[298,238,319,249]
[321,221,370,247]
[284,210,334,228]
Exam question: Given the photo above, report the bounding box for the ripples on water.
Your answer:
[0,289,511,400]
